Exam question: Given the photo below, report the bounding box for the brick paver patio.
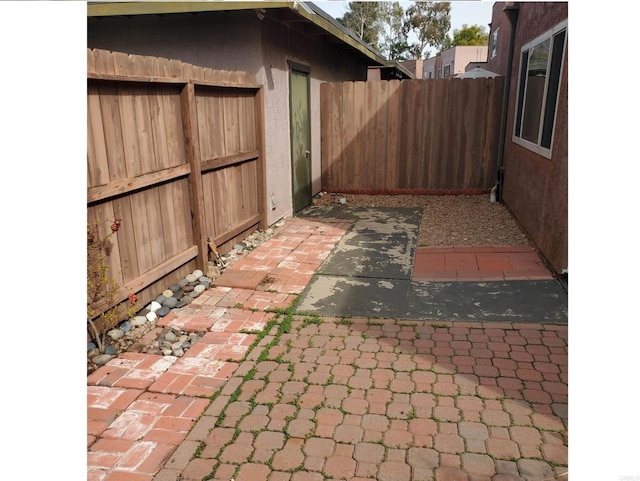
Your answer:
[87,217,568,481]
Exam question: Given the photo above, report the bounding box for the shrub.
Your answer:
[87,216,137,353]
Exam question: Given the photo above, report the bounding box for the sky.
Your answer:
[315,0,495,52]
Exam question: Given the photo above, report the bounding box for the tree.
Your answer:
[406,1,451,59]
[451,24,489,46]
[379,2,412,61]
[337,2,384,50]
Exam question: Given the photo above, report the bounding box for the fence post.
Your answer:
[180,81,207,270]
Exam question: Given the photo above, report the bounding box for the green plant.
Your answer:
[87,217,137,354]
[336,318,353,326]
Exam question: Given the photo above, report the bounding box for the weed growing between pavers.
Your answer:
[189,295,303,480]
[181,302,567,480]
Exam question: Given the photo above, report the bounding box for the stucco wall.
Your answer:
[88,10,368,226]
[452,46,488,75]
[496,2,568,274]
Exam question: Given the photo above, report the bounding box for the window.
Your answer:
[513,21,567,157]
[443,64,451,77]
[428,71,433,79]
[490,28,499,59]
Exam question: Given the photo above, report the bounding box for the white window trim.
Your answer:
[512,20,567,159]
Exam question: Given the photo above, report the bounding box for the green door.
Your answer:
[289,66,311,213]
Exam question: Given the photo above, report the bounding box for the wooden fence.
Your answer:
[87,48,265,316]
[320,77,504,193]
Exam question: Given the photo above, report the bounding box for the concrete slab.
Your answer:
[299,206,422,280]
[295,276,568,323]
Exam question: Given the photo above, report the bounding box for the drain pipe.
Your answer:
[495,3,519,202]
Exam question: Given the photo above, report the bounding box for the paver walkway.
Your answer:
[87,216,568,481]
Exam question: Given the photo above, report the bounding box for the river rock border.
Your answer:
[87,226,282,374]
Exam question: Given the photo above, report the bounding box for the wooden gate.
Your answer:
[320,78,504,193]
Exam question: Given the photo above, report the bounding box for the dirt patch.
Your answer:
[312,193,530,246]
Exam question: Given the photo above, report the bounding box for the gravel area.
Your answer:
[312,193,531,246]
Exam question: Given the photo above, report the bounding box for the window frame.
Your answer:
[512,20,567,159]
[443,64,451,77]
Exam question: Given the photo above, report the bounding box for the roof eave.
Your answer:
[88,1,413,75]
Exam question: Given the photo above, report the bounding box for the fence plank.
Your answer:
[96,82,128,182]
[374,81,389,189]
[88,83,110,188]
[117,83,142,178]
[364,81,378,189]
[385,80,401,189]
[223,90,240,156]
[329,82,343,190]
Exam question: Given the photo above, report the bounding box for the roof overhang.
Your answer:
[87,1,413,79]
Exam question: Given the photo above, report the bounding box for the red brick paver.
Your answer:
[88,217,568,481]
[413,246,553,281]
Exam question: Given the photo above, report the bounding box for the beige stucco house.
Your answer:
[88,1,410,225]
[423,45,489,79]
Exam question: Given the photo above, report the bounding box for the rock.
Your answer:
[155,295,167,305]
[192,269,203,278]
[176,299,188,308]
[162,348,173,356]
[146,311,158,323]
[233,243,245,252]
[131,316,147,327]
[194,284,206,294]
[108,329,124,340]
[183,285,194,292]
[164,331,176,342]
[189,290,201,298]
[148,301,162,313]
[266,228,274,235]
[87,342,97,352]
[162,289,174,298]
[172,289,184,299]
[91,354,113,366]
[200,280,211,289]
[87,348,100,358]
[104,345,117,355]
[172,348,185,357]
[162,297,178,309]
[178,278,188,288]
[157,307,170,317]
[185,273,198,283]
[119,321,132,332]
[171,341,184,351]
[169,284,181,292]
[199,276,211,283]
[339,197,347,204]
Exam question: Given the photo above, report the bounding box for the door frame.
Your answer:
[288,60,312,213]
